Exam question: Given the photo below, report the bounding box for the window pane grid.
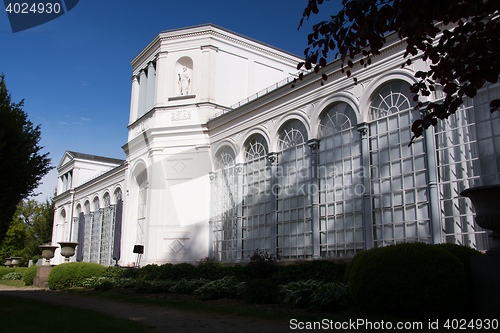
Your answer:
[370,82,431,247]
[276,142,313,259]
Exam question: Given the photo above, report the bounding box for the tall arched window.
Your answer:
[368,80,430,247]
[83,201,91,261]
[213,146,237,262]
[317,102,364,258]
[100,192,114,266]
[114,188,123,203]
[90,196,101,263]
[276,119,312,259]
[136,169,147,246]
[242,135,271,258]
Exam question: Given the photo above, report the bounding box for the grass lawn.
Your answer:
[0,280,25,287]
[0,293,155,333]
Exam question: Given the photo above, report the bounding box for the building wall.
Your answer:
[51,25,499,267]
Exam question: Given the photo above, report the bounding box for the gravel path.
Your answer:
[0,284,324,333]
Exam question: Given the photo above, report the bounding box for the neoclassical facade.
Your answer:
[52,24,499,266]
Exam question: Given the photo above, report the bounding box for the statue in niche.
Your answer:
[178,66,190,96]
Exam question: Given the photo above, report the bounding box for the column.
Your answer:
[129,75,139,122]
[357,123,374,250]
[236,164,243,262]
[138,69,148,118]
[146,62,156,113]
[267,152,278,255]
[208,172,215,259]
[200,45,218,103]
[307,139,320,259]
[155,51,168,106]
[423,122,442,244]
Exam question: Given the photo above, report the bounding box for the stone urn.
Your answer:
[4,258,12,267]
[461,185,500,255]
[58,242,79,262]
[10,257,22,268]
[39,245,58,266]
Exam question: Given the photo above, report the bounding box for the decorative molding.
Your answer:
[171,110,192,122]
[201,45,219,52]
[168,94,196,101]
[307,138,319,151]
[132,114,153,137]
[267,152,277,164]
[169,239,185,253]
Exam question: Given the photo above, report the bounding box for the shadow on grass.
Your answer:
[0,293,155,333]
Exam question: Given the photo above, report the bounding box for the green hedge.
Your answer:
[0,267,27,278]
[345,242,468,318]
[22,265,40,285]
[47,262,107,290]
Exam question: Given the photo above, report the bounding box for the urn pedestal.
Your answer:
[10,257,22,268]
[34,245,58,288]
[3,258,12,267]
[460,185,500,318]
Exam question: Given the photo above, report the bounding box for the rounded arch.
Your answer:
[92,195,100,212]
[83,200,91,214]
[244,133,269,161]
[74,203,82,217]
[318,102,359,138]
[214,145,236,170]
[311,94,360,138]
[211,140,238,168]
[113,186,123,204]
[272,113,310,151]
[60,207,66,221]
[276,118,309,151]
[103,192,111,207]
[236,126,270,154]
[359,70,418,122]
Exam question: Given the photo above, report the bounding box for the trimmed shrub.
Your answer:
[345,242,468,318]
[244,279,280,304]
[434,243,483,287]
[135,280,174,294]
[0,267,27,277]
[248,249,280,279]
[22,265,40,286]
[47,262,107,290]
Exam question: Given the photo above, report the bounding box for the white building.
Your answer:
[52,24,499,266]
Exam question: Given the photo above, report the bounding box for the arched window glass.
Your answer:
[84,201,90,214]
[369,81,415,120]
[103,193,111,207]
[278,119,308,150]
[245,135,268,161]
[318,103,357,137]
[114,188,122,202]
[93,197,100,211]
[215,146,235,170]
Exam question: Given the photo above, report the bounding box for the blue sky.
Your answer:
[0,0,341,201]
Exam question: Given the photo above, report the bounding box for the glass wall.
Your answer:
[211,80,500,261]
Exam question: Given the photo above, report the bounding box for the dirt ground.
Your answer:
[0,284,329,333]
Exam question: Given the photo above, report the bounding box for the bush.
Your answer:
[279,279,349,310]
[272,260,347,285]
[135,280,174,294]
[47,262,107,290]
[0,267,27,277]
[196,262,226,280]
[248,249,280,279]
[244,279,280,304]
[169,278,209,294]
[22,265,40,285]
[1,272,23,280]
[434,243,483,287]
[345,242,468,318]
[194,276,246,299]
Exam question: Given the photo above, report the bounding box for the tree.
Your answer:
[0,199,54,266]
[298,0,500,142]
[0,74,53,243]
